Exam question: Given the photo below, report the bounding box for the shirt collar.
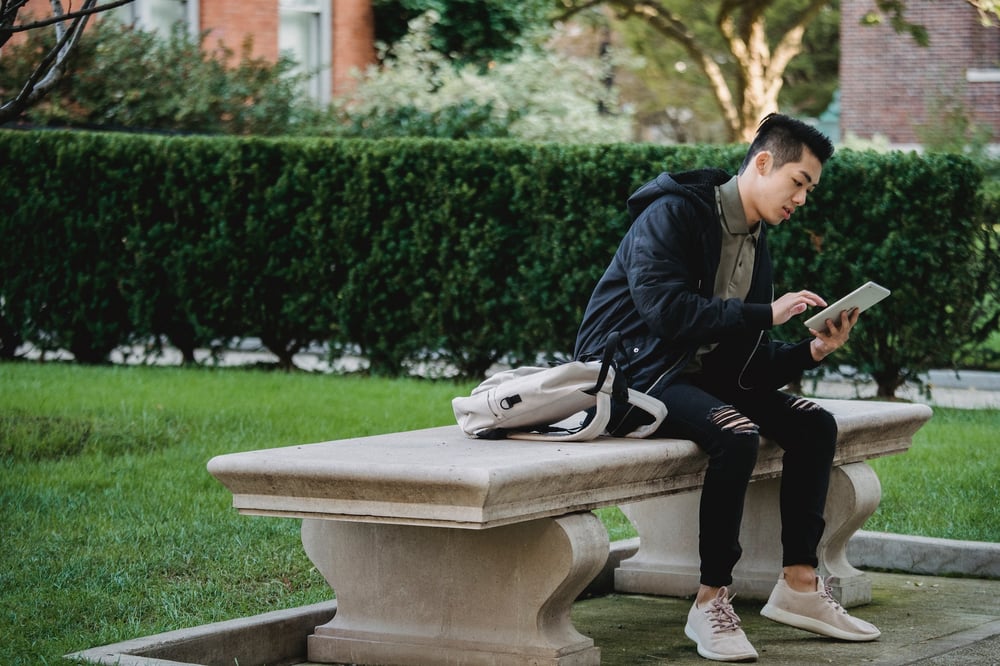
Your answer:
[717,176,757,236]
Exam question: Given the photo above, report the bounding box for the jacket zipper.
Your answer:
[646,350,692,396]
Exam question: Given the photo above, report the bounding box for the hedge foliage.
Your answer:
[1,130,997,393]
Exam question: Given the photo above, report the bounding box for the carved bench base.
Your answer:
[302,512,609,665]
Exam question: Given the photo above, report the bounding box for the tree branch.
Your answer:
[8,0,133,33]
[1,0,35,49]
[0,0,132,123]
[615,0,742,138]
[769,0,828,81]
[965,0,999,26]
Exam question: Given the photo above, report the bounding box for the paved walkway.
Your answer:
[804,368,1000,410]
[82,569,1000,666]
[569,571,1000,665]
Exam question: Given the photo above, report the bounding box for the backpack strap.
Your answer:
[504,397,611,441]
[505,334,625,442]
[620,388,668,438]
[596,331,668,438]
[584,331,623,398]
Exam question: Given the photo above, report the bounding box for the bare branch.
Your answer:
[613,0,742,138]
[9,0,133,33]
[1,0,35,49]
[1,8,77,119]
[0,0,133,124]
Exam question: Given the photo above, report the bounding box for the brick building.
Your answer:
[840,0,1000,147]
[14,0,996,145]
[19,0,376,104]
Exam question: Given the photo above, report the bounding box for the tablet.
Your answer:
[803,281,891,332]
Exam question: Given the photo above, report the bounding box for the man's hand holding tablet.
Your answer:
[804,281,891,334]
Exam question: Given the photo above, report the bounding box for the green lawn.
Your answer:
[1,362,997,664]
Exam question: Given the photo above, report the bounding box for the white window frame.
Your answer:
[967,68,1000,83]
[278,0,332,105]
[114,0,199,38]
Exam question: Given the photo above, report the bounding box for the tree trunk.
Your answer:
[604,0,827,141]
[717,1,827,141]
[873,368,903,400]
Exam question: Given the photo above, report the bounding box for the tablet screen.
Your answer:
[803,281,891,332]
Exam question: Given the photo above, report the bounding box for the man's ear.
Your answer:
[755,151,772,175]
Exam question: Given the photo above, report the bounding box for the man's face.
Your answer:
[754,148,823,226]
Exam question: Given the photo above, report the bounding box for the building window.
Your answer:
[279,0,331,104]
[113,0,199,37]
[967,68,1000,83]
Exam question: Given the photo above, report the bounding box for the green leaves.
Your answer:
[331,10,632,144]
[3,21,313,135]
[2,131,995,391]
[863,0,930,46]
[771,149,998,395]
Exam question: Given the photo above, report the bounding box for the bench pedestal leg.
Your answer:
[301,512,608,665]
[614,462,881,607]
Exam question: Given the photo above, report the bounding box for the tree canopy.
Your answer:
[556,0,999,141]
[372,0,553,66]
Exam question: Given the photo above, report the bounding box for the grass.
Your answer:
[1,363,472,665]
[959,327,1000,370]
[1,362,998,664]
[865,407,1000,542]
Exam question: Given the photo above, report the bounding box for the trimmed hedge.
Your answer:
[770,149,1000,394]
[1,130,997,393]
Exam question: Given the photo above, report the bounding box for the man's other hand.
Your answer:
[772,290,827,326]
[808,308,860,361]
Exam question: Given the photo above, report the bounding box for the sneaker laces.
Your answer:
[707,593,743,633]
[818,578,850,616]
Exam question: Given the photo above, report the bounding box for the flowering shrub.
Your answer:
[332,12,633,143]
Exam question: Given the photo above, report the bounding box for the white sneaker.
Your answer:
[761,576,881,641]
[684,587,759,662]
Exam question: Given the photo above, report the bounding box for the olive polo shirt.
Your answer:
[713,175,760,301]
[687,175,762,371]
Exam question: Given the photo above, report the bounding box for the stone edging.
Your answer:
[587,531,1000,598]
[847,530,1000,579]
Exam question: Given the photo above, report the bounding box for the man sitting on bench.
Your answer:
[573,113,880,662]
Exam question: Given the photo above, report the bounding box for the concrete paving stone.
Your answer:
[287,571,1000,666]
[569,572,1000,665]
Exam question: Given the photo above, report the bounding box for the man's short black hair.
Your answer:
[739,113,834,174]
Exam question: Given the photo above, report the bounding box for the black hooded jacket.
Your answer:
[573,168,819,397]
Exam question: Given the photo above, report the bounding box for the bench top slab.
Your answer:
[207,399,931,529]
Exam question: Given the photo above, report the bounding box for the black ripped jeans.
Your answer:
[651,374,838,588]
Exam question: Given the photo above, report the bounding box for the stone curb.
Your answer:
[587,531,1000,598]
[848,530,1000,579]
[66,601,337,666]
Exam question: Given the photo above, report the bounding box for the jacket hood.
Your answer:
[626,168,732,222]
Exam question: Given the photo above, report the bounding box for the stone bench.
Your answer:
[207,398,931,666]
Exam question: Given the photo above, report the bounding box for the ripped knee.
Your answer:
[787,396,838,444]
[709,406,759,435]
[787,396,823,411]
